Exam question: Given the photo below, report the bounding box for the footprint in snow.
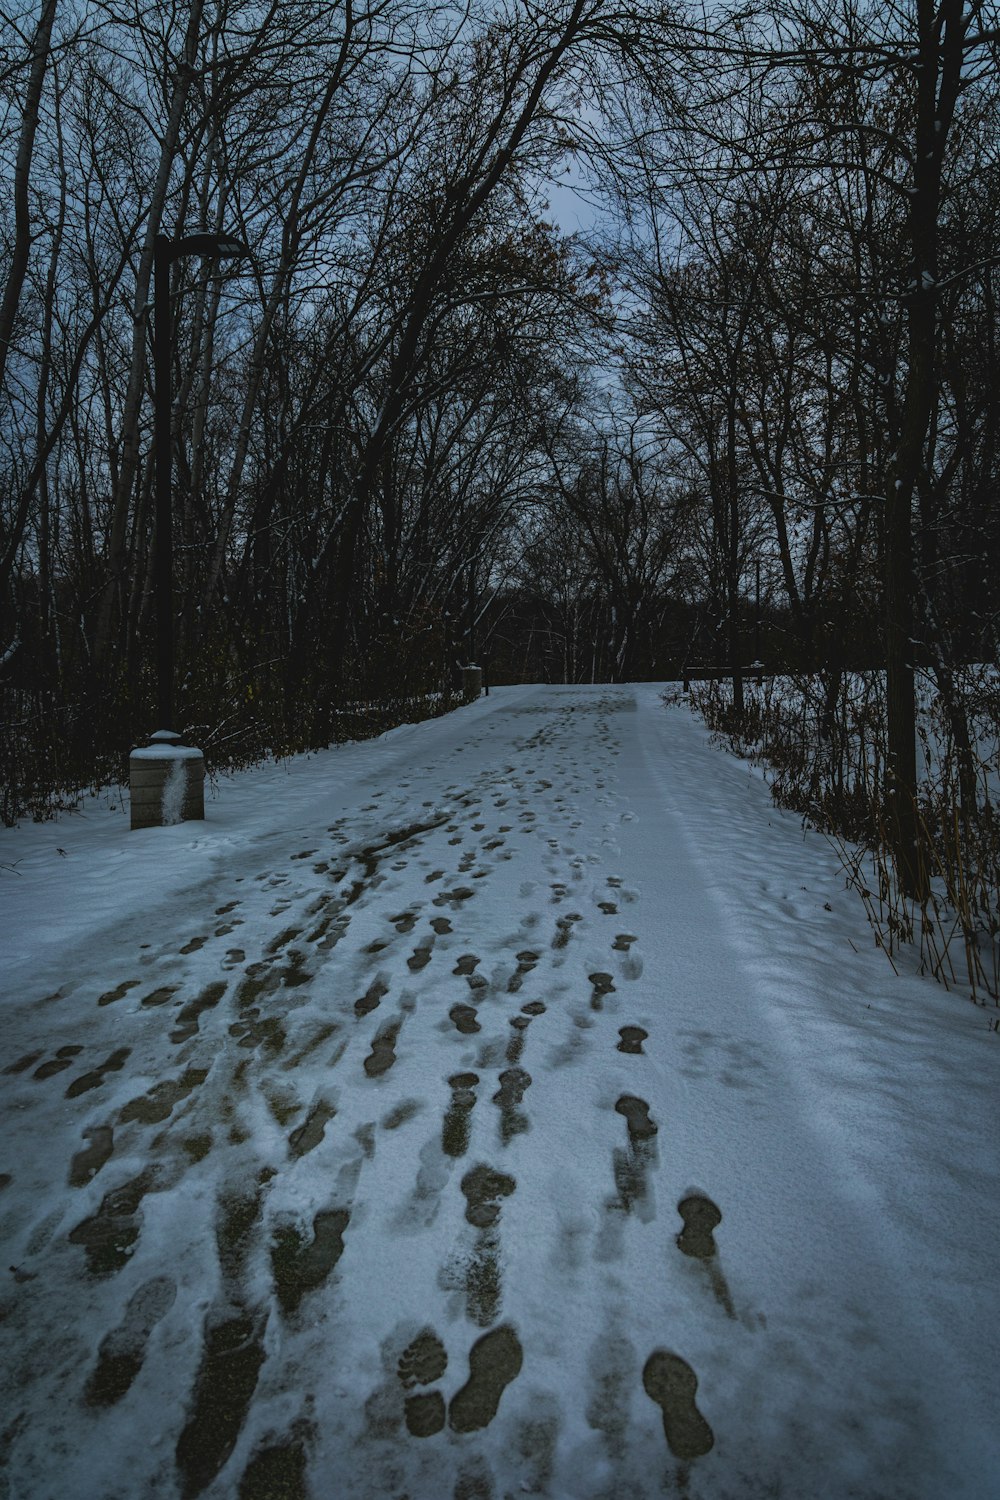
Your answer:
[170,981,227,1044]
[642,1349,714,1459]
[585,1327,637,1463]
[234,961,279,1010]
[284,1020,340,1071]
[611,931,643,979]
[474,1035,506,1069]
[610,1095,658,1217]
[398,1329,448,1437]
[4,1049,44,1075]
[675,1194,736,1318]
[449,1003,480,1035]
[615,1094,657,1143]
[238,1432,310,1499]
[552,913,582,950]
[288,1099,336,1158]
[589,972,616,1011]
[676,1195,721,1259]
[449,1325,523,1433]
[69,1167,159,1276]
[506,950,539,993]
[617,1025,648,1055]
[433,886,476,910]
[97,980,140,1007]
[65,1047,131,1098]
[214,1182,268,1289]
[271,1208,350,1316]
[31,1044,84,1080]
[238,1434,308,1500]
[443,1073,480,1157]
[83,1275,177,1407]
[310,910,350,950]
[229,1011,286,1056]
[408,938,435,971]
[461,1164,515,1228]
[407,1136,450,1222]
[175,1308,269,1498]
[492,1069,531,1144]
[355,978,388,1017]
[364,1020,401,1077]
[383,1098,422,1131]
[68,1124,114,1186]
[505,1015,530,1065]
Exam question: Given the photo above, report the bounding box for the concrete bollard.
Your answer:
[461,664,483,701]
[129,729,205,830]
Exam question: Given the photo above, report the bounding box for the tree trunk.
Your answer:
[0,0,58,399]
[93,0,205,667]
[883,0,964,901]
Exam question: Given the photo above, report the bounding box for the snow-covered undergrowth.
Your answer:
[685,667,1000,1020]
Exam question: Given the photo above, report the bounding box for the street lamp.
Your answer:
[131,229,252,832]
[153,230,252,733]
[462,551,483,702]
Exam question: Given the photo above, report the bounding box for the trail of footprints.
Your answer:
[381,704,719,1469]
[7,705,730,1492]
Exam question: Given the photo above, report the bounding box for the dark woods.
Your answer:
[2,0,1000,835]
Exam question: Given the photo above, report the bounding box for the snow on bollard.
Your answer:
[129,729,205,830]
[461,664,483,701]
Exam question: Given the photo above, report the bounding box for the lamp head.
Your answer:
[172,231,252,261]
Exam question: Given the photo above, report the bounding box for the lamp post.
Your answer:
[131,229,252,831]
[461,549,483,702]
[153,230,251,732]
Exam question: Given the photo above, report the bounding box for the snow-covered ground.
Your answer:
[1,683,997,1500]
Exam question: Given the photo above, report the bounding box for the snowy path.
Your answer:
[1,684,997,1500]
